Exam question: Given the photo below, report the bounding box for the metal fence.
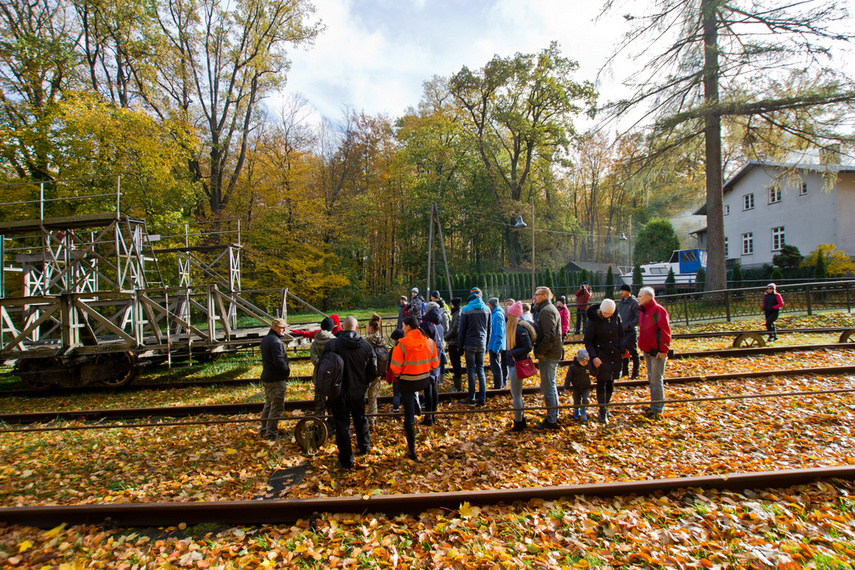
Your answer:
[654,280,855,327]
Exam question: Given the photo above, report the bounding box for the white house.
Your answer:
[692,154,855,269]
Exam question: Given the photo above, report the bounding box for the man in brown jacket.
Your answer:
[532,287,564,429]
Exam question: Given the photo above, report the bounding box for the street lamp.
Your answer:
[514,197,535,294]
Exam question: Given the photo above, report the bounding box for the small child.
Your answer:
[564,348,592,422]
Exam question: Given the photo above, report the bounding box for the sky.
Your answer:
[276,0,635,122]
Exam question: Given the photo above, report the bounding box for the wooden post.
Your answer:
[725,290,731,322]
[434,203,454,300]
[806,285,812,316]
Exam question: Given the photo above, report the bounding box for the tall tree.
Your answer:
[633,219,680,266]
[142,0,321,218]
[448,42,596,268]
[603,0,855,291]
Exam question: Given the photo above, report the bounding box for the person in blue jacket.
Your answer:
[487,298,508,390]
[457,287,491,406]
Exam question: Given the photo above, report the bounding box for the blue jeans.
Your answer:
[465,346,487,402]
[537,357,560,423]
[644,354,668,413]
[509,366,525,422]
[489,350,508,389]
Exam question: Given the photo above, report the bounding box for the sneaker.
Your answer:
[643,410,662,420]
[459,398,476,405]
[510,418,527,432]
[474,399,486,407]
[534,419,560,430]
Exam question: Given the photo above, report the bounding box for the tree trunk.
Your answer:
[703,0,727,291]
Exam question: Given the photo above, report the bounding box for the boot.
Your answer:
[453,376,462,392]
[404,424,418,461]
[511,418,527,432]
[573,408,580,421]
[598,406,608,425]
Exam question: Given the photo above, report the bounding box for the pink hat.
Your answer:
[508,301,524,318]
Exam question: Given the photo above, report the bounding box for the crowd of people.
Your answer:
[259,283,679,467]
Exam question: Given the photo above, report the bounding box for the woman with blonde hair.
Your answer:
[364,313,385,428]
[506,301,537,432]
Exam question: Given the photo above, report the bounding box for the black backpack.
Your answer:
[316,350,344,400]
[372,343,390,379]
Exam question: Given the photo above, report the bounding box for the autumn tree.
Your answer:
[603,0,855,291]
[138,0,321,218]
[448,42,596,268]
[804,244,855,277]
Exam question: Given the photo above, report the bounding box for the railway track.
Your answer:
[3,364,854,426]
[2,340,853,398]
[0,466,852,528]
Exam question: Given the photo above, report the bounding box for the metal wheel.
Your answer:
[16,357,60,391]
[732,332,766,348]
[294,417,328,454]
[839,329,855,344]
[98,352,141,387]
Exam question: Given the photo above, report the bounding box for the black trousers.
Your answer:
[621,329,640,377]
[765,310,779,335]
[594,356,622,410]
[448,344,464,378]
[329,395,370,468]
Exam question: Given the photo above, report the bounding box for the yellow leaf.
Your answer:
[19,540,33,553]
[459,502,480,519]
[226,448,238,455]
[42,523,66,538]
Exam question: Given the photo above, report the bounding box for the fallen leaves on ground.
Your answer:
[1,478,854,568]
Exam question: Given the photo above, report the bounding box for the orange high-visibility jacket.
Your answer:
[390,329,439,382]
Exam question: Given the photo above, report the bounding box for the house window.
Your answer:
[724,204,730,215]
[800,182,808,195]
[769,186,781,203]
[743,193,754,210]
[772,227,785,251]
[742,232,753,255]
[725,237,729,258]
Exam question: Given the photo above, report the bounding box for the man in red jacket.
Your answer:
[637,286,671,419]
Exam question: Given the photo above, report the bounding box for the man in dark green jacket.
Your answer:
[532,287,564,429]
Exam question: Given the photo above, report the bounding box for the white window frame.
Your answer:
[725,237,729,258]
[769,186,781,204]
[772,227,785,251]
[800,182,808,195]
[724,204,730,215]
[742,232,754,255]
[743,193,755,210]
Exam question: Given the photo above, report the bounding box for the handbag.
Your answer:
[515,357,537,379]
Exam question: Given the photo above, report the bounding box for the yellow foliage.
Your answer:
[802,243,855,276]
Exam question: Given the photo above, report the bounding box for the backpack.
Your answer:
[372,343,390,379]
[315,350,344,400]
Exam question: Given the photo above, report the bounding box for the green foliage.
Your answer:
[604,266,615,299]
[814,250,828,279]
[773,244,804,269]
[664,267,677,295]
[770,267,784,281]
[544,268,554,290]
[633,219,680,266]
[730,263,744,288]
[695,267,706,290]
[632,264,644,292]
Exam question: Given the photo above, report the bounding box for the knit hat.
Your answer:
[508,301,524,318]
[320,317,334,331]
[425,301,439,311]
[487,297,499,307]
[581,281,589,285]
[576,348,589,361]
[558,295,566,304]
[620,284,632,292]
[767,283,776,290]
[470,286,482,296]
[330,314,340,326]
[431,290,440,300]
[390,328,405,341]
[600,298,616,314]
[271,318,287,328]
[411,287,419,294]
[451,297,462,308]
